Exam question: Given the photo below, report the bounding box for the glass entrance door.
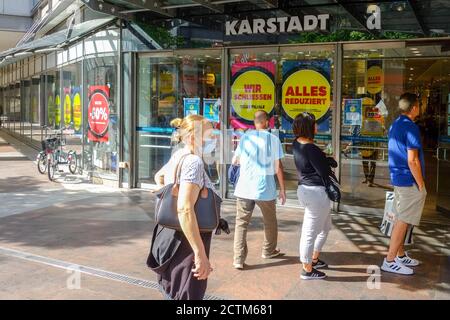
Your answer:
[437,70,450,214]
[136,50,222,187]
[340,41,450,215]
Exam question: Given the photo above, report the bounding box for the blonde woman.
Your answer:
[148,114,220,300]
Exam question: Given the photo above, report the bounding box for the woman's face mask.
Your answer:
[202,137,217,154]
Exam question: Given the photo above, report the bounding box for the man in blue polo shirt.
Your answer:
[382,93,427,275]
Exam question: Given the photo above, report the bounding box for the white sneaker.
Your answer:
[395,252,420,267]
[381,258,414,275]
[233,263,244,270]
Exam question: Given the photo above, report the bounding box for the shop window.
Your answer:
[136,50,222,187]
[226,46,335,202]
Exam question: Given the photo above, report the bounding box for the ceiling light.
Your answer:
[391,2,407,12]
[410,67,414,70]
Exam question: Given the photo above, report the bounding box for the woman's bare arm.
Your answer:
[177,182,211,280]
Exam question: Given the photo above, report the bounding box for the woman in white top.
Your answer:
[149,114,219,300]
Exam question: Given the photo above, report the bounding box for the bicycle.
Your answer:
[36,125,53,174]
[46,127,78,182]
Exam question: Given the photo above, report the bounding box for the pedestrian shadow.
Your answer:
[0,189,154,249]
[240,255,300,271]
[0,175,48,193]
[315,250,450,294]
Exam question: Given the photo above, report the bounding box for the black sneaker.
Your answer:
[312,259,328,269]
[300,268,326,280]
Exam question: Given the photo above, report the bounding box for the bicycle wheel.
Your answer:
[47,157,56,182]
[68,151,77,174]
[37,152,47,174]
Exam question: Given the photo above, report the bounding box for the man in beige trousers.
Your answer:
[231,111,286,270]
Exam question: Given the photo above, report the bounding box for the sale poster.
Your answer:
[63,87,72,127]
[230,61,276,129]
[54,94,61,128]
[361,98,384,136]
[366,60,383,95]
[47,95,55,126]
[281,60,331,130]
[343,99,362,126]
[72,87,82,132]
[181,59,198,97]
[183,98,200,116]
[203,98,220,123]
[88,85,110,142]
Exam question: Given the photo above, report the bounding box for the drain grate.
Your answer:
[0,246,223,300]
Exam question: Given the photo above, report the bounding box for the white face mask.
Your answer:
[202,138,217,154]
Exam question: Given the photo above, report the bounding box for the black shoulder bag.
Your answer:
[322,171,341,203]
[154,154,221,233]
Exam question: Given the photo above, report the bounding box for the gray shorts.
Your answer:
[394,185,427,226]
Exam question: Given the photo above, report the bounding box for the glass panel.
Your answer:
[121,53,133,185]
[21,80,31,141]
[137,50,222,187]
[340,43,450,214]
[226,46,335,202]
[83,42,119,181]
[62,63,83,162]
[13,83,20,135]
[44,70,61,130]
[31,77,42,145]
[437,61,450,213]
[0,87,4,128]
[122,24,154,52]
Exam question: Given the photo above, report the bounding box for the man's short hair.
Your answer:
[254,110,269,123]
[399,92,418,113]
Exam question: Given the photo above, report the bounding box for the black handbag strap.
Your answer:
[174,152,207,189]
[174,153,191,185]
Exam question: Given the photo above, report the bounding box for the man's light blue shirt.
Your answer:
[233,130,284,201]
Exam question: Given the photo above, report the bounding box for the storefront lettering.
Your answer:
[285,85,328,97]
[284,98,328,105]
[226,15,330,36]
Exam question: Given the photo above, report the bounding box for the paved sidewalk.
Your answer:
[0,130,449,300]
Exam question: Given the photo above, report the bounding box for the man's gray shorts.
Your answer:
[394,185,427,226]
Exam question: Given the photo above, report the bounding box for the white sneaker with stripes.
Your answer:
[395,252,420,267]
[381,258,414,275]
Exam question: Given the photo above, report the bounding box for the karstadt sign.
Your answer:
[225,5,383,36]
[225,15,330,36]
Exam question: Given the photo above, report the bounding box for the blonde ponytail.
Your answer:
[170,118,183,129]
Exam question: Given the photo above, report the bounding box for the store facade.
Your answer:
[1,1,449,214]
